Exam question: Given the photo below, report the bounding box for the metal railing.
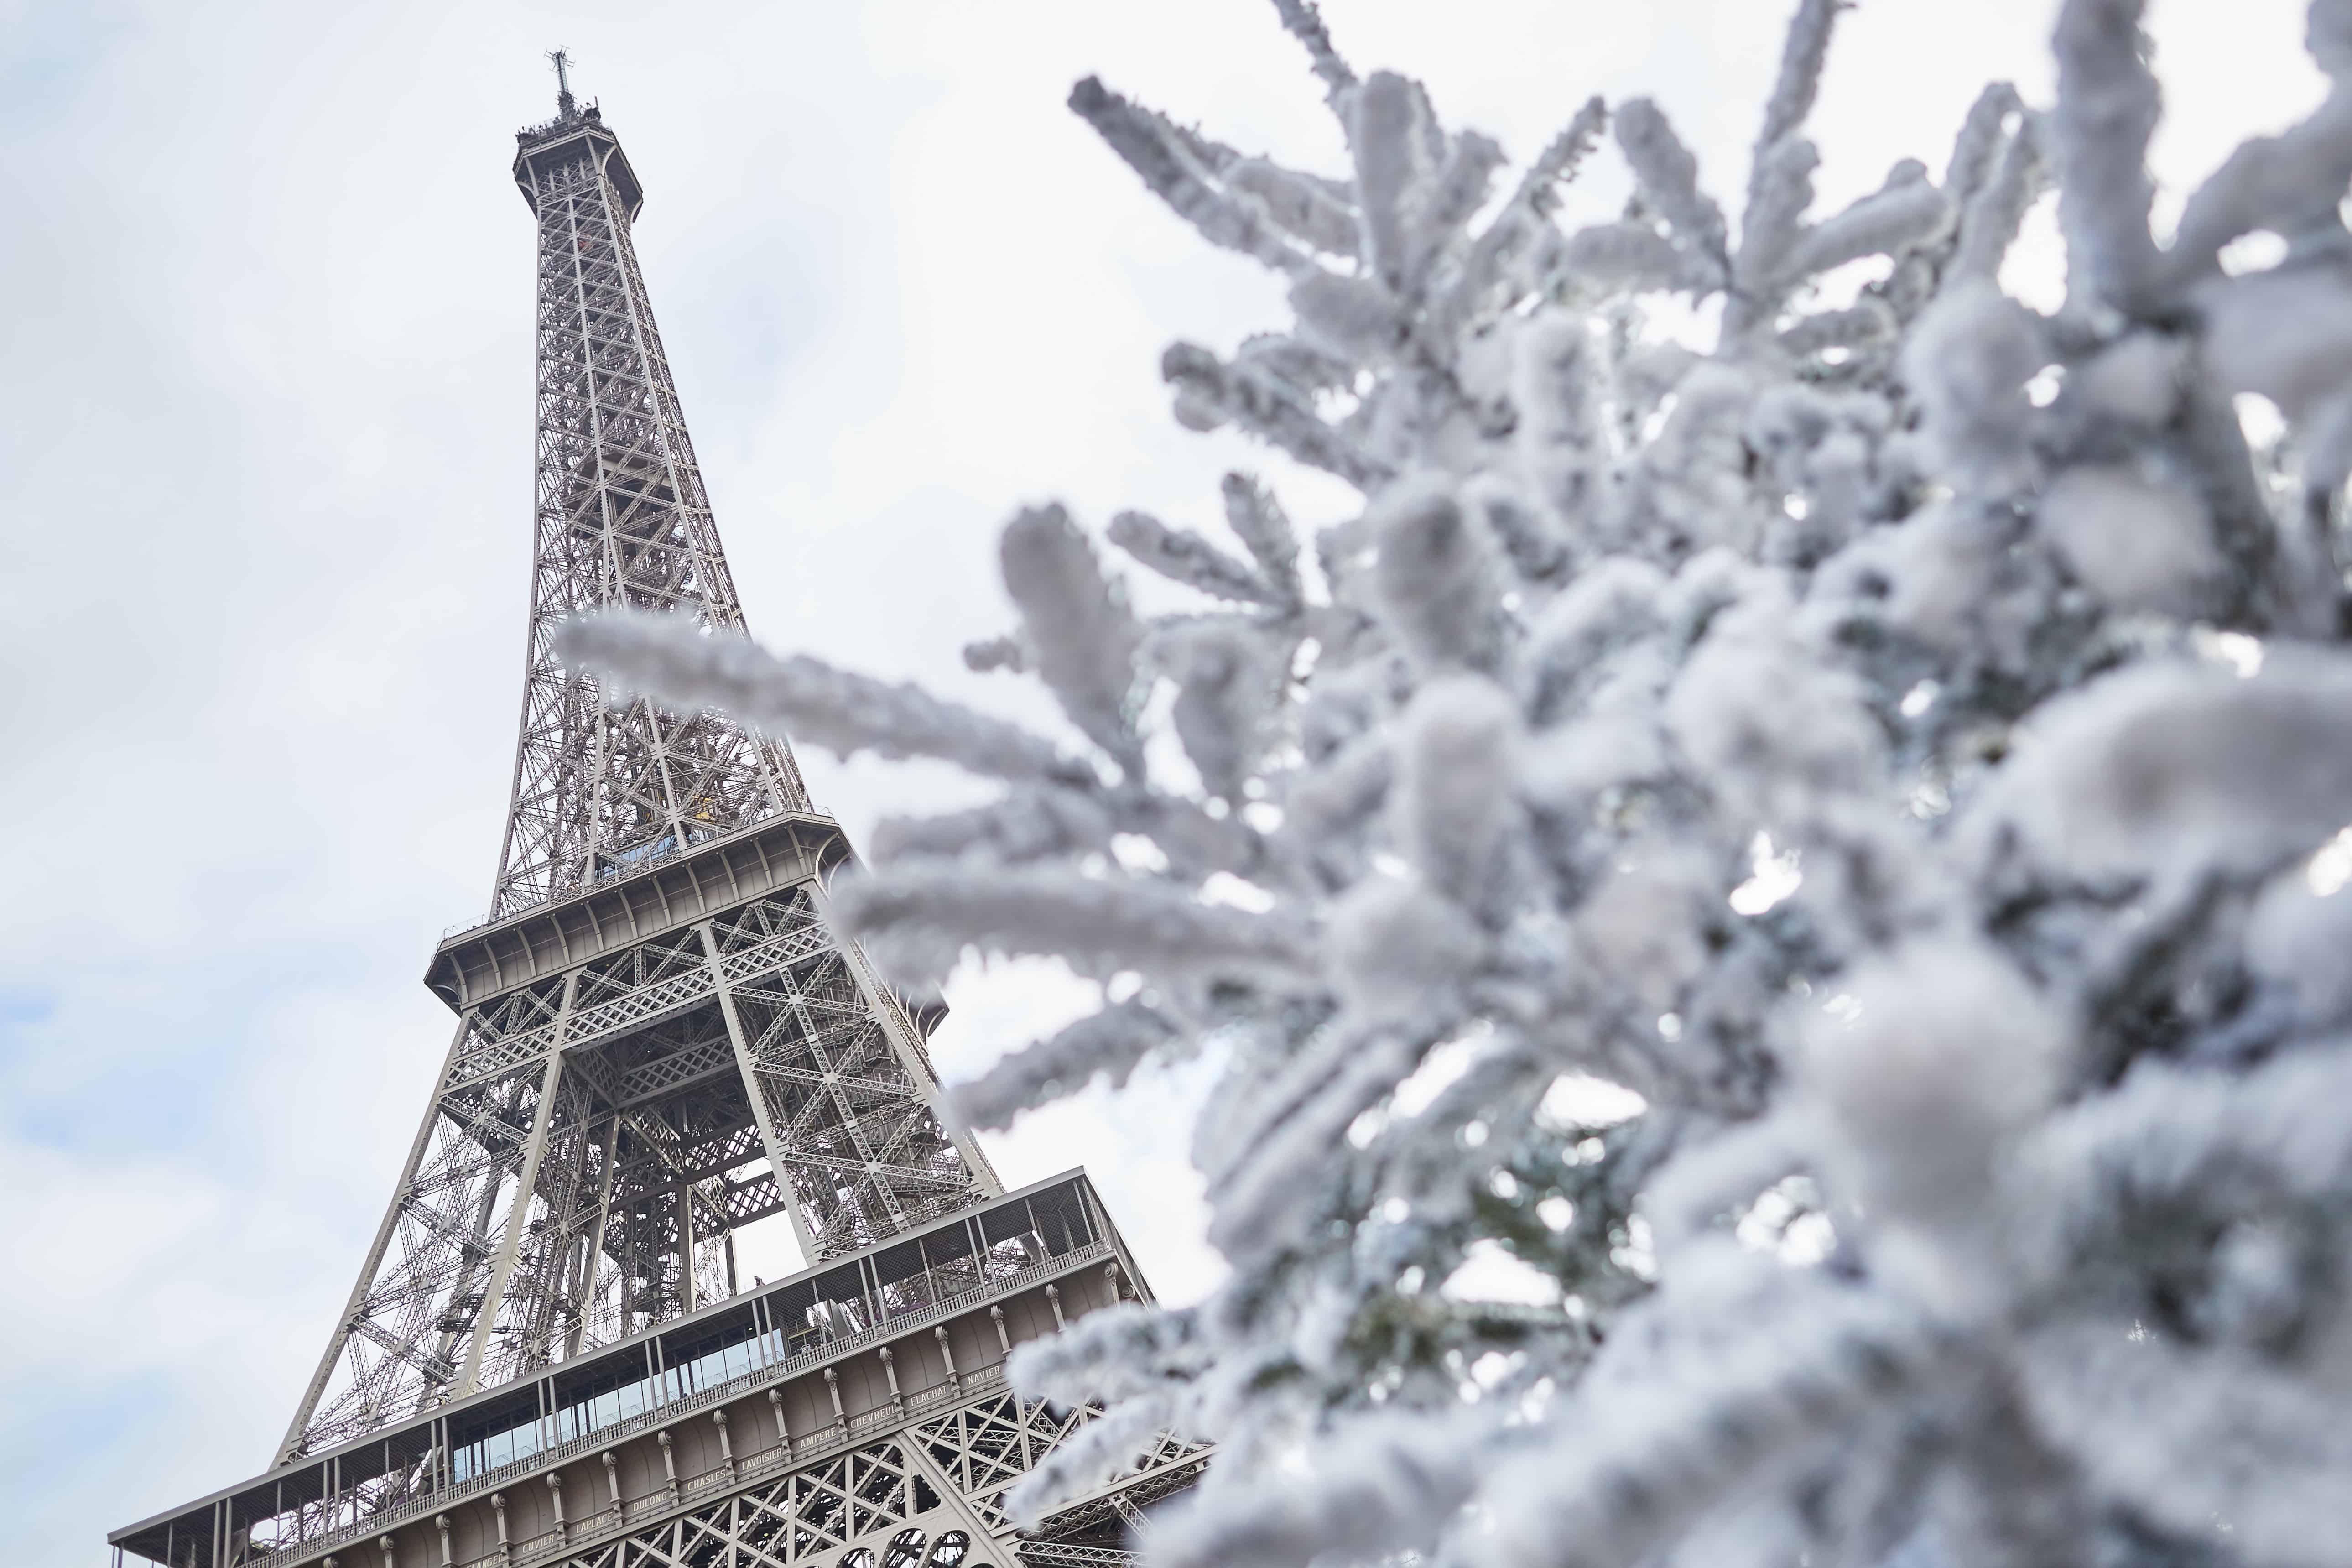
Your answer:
[1016,1545,1144,1566]
[252,1243,1109,1568]
[492,1364,1015,1568]
[440,809,802,943]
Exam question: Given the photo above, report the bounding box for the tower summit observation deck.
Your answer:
[109,62,1197,1568]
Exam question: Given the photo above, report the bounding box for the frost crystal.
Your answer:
[573,2,2352,1562]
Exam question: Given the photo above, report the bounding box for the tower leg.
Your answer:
[276,1011,475,1464]
[455,974,578,1396]
[813,882,1004,1194]
[700,918,822,1267]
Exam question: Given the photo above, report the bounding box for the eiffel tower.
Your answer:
[111,58,1197,1568]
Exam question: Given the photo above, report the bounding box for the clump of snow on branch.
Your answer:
[564,0,2352,1562]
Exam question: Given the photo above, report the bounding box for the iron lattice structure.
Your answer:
[274,92,1005,1469]
[493,92,806,917]
[110,79,1198,1568]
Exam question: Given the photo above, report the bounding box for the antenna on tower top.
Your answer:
[548,47,576,118]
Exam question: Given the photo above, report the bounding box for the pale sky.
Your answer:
[0,0,2318,1562]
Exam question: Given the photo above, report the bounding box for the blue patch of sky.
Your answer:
[663,215,835,446]
[0,932,398,1152]
[0,0,135,130]
[0,986,55,1027]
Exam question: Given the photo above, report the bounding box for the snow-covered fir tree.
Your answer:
[565,1,2352,1562]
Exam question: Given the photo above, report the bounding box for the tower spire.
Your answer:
[548,46,576,118]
